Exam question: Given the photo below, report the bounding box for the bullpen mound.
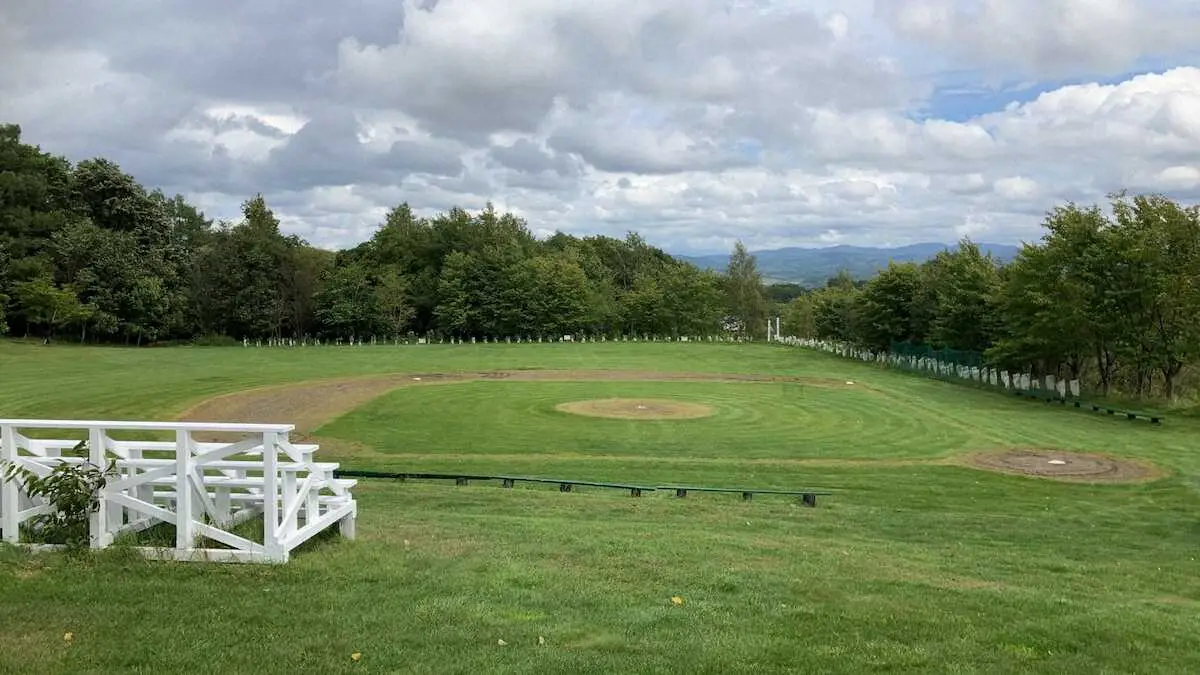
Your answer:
[965,449,1162,483]
[555,398,716,420]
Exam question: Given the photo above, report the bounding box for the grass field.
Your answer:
[2,340,1199,674]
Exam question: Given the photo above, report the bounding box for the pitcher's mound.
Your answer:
[965,449,1161,483]
[555,398,716,420]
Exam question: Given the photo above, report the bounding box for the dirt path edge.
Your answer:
[176,369,852,436]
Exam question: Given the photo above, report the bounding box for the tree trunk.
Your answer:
[1095,344,1113,396]
[1162,362,1182,402]
[1067,353,1083,381]
[1134,347,1152,398]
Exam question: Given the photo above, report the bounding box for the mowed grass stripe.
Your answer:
[315,380,974,462]
[5,474,1197,673]
[4,341,1200,673]
[0,342,853,419]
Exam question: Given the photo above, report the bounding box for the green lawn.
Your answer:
[317,380,976,463]
[2,341,1199,674]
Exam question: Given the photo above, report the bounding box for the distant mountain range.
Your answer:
[677,242,1022,286]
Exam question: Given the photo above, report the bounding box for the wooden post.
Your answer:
[89,426,110,549]
[1,424,18,544]
[262,431,285,563]
[175,429,194,552]
[282,469,297,535]
[339,504,356,540]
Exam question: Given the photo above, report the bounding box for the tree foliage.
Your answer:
[5,123,1198,399]
[0,124,752,344]
[1,441,116,550]
[726,241,767,338]
[787,196,1200,401]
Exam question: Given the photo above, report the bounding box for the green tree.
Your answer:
[855,262,922,350]
[781,294,816,338]
[725,241,767,338]
[366,203,440,332]
[988,204,1119,388]
[70,158,165,239]
[1109,193,1200,399]
[660,265,726,336]
[12,275,86,341]
[0,124,73,261]
[314,263,382,339]
[375,269,415,338]
[811,285,860,342]
[434,251,477,337]
[765,283,806,306]
[622,272,667,336]
[191,196,300,339]
[925,240,1001,351]
[507,255,590,336]
[0,243,10,335]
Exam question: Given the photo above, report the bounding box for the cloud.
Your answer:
[876,0,1200,78]
[0,0,1198,255]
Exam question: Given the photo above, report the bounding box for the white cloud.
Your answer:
[993,176,1039,200]
[0,0,1198,254]
[877,0,1200,78]
[1155,166,1200,189]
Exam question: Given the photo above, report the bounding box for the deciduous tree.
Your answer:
[725,241,767,338]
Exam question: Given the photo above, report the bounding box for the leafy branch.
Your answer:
[1,441,117,550]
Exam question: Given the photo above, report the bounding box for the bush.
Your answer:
[1,441,116,550]
[191,334,241,347]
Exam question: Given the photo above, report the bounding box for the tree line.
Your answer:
[6,123,1197,400]
[784,194,1200,400]
[0,124,769,345]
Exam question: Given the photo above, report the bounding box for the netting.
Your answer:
[888,341,984,368]
[781,336,1081,399]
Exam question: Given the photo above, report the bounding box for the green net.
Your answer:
[888,341,984,368]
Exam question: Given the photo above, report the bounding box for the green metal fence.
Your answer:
[888,341,985,368]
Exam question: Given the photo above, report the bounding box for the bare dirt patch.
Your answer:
[963,449,1162,483]
[555,398,716,420]
[178,375,423,439]
[177,369,853,435]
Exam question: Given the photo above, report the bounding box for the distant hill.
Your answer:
[677,242,1022,286]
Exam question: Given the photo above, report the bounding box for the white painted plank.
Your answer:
[0,420,294,433]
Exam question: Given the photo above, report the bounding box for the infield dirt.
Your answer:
[554,398,717,420]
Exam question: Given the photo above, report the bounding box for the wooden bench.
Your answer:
[334,471,835,504]
[1013,391,1163,424]
[332,470,656,496]
[333,470,496,483]
[659,485,832,507]
[1087,404,1162,424]
[496,476,656,497]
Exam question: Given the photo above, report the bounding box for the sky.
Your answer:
[2,0,1199,256]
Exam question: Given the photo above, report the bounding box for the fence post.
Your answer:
[89,426,110,549]
[1,424,17,544]
[262,431,285,563]
[175,429,194,552]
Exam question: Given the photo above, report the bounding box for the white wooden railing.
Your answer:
[0,419,357,563]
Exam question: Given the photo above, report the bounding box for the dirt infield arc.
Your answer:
[963,449,1163,483]
[177,369,854,433]
[177,369,1162,483]
[555,398,717,420]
